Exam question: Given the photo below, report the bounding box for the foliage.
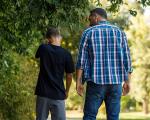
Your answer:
[126,13,150,113]
[0,0,150,119]
[66,81,83,110]
[0,51,38,120]
[121,96,136,112]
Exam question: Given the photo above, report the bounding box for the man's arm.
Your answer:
[122,32,133,95]
[76,31,89,96]
[76,69,84,96]
[65,73,73,99]
[122,32,133,76]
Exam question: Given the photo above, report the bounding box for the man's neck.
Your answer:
[98,20,108,25]
[100,18,107,21]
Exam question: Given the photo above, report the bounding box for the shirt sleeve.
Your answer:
[35,45,42,58]
[65,52,75,73]
[76,31,89,69]
[122,32,133,73]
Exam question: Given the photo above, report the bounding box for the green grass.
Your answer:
[65,111,150,120]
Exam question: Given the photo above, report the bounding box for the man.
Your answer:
[76,8,133,120]
[35,27,74,120]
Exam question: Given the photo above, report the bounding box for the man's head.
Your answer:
[46,27,62,45]
[89,8,107,26]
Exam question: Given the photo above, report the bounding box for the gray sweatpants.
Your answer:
[36,96,66,120]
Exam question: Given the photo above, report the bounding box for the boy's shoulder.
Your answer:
[38,43,47,49]
[38,43,72,55]
[61,47,71,55]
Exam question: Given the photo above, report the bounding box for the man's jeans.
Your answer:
[36,96,66,120]
[83,81,122,120]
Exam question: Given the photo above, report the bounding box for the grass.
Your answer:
[65,111,150,120]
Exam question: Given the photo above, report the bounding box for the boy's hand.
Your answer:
[76,81,84,97]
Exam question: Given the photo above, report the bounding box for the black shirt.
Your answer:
[35,44,74,100]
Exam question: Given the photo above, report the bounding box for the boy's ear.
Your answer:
[48,37,53,43]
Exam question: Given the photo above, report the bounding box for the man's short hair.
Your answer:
[46,27,60,39]
[90,8,107,19]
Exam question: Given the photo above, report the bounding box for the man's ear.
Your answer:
[97,15,101,19]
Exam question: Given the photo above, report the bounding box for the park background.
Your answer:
[0,0,150,120]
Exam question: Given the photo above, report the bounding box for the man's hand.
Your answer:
[122,81,130,96]
[76,69,84,96]
[122,74,131,96]
[76,81,84,97]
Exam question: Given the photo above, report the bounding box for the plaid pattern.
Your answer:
[76,21,132,84]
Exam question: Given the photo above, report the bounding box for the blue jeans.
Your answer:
[83,81,122,120]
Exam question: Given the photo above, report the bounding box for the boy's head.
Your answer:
[46,27,62,44]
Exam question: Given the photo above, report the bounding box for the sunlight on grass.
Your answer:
[64,111,150,120]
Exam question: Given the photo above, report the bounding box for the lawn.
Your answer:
[47,111,150,120]
[65,111,150,120]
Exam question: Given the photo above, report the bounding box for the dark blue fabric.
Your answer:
[83,81,122,120]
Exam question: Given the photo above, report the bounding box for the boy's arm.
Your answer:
[65,73,73,99]
[65,52,75,99]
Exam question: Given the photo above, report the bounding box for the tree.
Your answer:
[0,0,150,119]
[126,13,150,114]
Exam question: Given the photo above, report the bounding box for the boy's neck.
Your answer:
[51,43,61,46]
[49,42,61,46]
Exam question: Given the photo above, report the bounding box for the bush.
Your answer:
[121,96,136,112]
[0,51,37,120]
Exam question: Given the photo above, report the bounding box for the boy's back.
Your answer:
[35,43,74,100]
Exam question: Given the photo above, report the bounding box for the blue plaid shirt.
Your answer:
[76,21,132,84]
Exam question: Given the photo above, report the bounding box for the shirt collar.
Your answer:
[98,21,109,24]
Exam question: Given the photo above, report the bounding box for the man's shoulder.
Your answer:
[85,23,122,32]
[97,23,121,31]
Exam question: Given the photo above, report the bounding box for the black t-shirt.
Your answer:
[35,44,74,100]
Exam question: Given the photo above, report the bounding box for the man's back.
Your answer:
[35,44,74,100]
[77,21,132,84]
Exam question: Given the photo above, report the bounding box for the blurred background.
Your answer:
[0,0,150,120]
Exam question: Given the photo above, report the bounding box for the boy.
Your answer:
[35,27,74,120]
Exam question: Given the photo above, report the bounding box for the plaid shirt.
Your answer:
[76,21,132,84]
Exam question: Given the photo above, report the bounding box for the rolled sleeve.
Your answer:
[122,32,133,73]
[76,31,89,69]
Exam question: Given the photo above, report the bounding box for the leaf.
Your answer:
[129,10,137,16]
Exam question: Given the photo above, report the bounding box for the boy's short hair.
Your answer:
[46,27,60,39]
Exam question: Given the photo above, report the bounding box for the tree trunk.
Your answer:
[143,97,149,114]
